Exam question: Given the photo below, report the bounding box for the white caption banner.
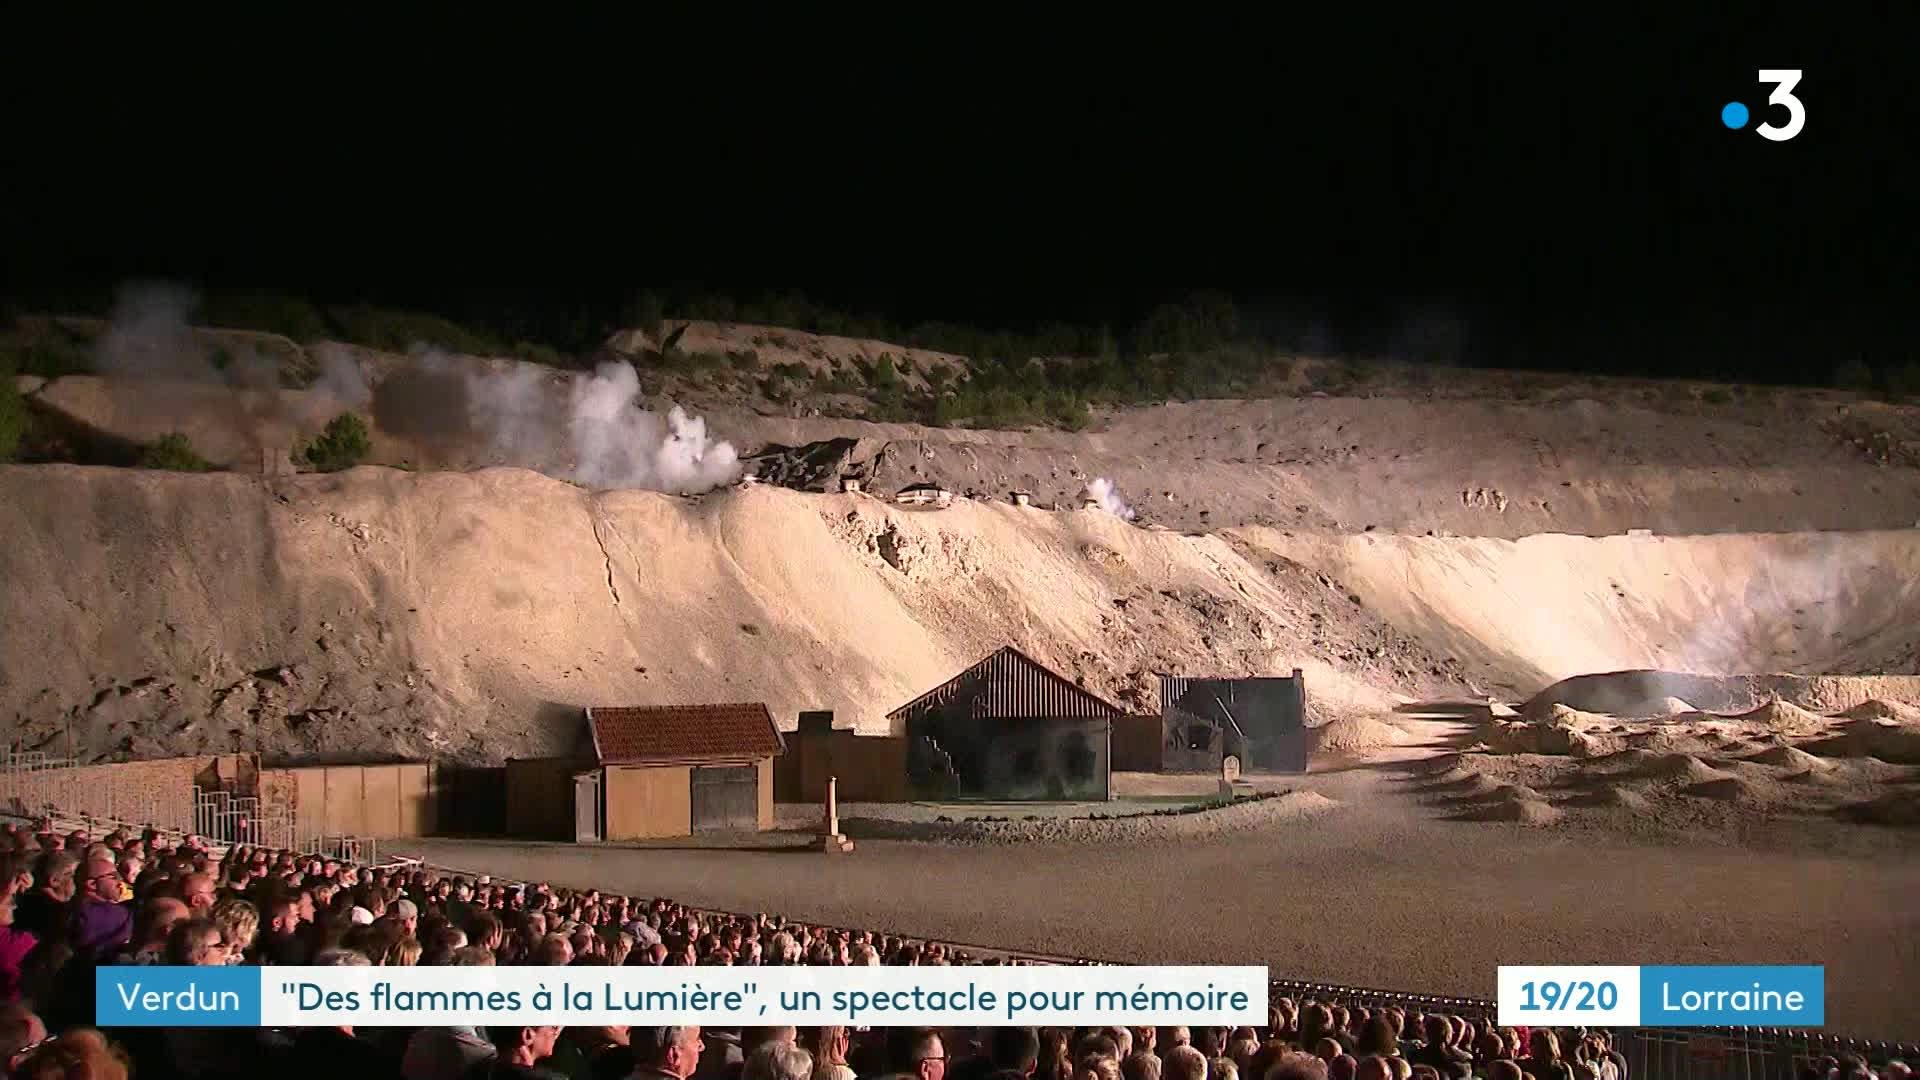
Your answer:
[261,965,1268,1027]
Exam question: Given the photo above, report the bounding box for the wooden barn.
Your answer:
[890,646,1117,801]
[507,703,784,842]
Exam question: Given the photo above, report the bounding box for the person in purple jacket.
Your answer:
[66,856,132,959]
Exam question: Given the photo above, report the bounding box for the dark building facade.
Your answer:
[1159,670,1309,774]
[890,646,1117,801]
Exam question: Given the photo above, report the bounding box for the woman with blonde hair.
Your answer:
[388,936,423,967]
[810,1026,855,1080]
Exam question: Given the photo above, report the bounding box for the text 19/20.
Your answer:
[1516,981,1619,1012]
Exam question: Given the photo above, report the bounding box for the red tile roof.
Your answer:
[586,703,783,764]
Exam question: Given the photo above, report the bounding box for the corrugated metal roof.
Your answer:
[586,703,783,764]
[888,646,1122,723]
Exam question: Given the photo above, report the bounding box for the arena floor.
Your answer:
[393,718,1920,1038]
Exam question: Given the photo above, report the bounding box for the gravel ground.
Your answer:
[391,719,1920,1038]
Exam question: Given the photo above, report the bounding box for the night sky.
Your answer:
[1,8,1913,380]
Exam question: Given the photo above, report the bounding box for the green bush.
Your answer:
[326,305,505,355]
[201,292,331,342]
[1832,357,1875,393]
[304,413,372,472]
[513,341,569,368]
[139,433,211,472]
[18,339,92,379]
[1885,362,1920,399]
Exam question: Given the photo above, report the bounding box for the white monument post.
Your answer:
[827,775,839,837]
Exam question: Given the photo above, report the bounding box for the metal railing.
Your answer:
[2,749,375,864]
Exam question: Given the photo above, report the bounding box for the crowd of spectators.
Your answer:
[0,818,1904,1080]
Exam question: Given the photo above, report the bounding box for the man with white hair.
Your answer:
[635,1026,706,1080]
[743,1041,813,1080]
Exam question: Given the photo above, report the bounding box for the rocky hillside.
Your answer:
[18,335,1920,538]
[0,466,1473,765]
[6,463,1918,766]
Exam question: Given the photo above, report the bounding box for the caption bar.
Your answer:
[97,965,1268,1028]
[1497,965,1824,1027]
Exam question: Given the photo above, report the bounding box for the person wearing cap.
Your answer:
[394,898,419,939]
[350,906,375,927]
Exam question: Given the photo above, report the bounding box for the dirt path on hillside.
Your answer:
[397,710,1920,1037]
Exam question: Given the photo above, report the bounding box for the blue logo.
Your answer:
[96,967,261,1027]
[1640,966,1823,1027]
[1721,102,1750,130]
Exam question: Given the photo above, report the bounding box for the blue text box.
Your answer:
[96,966,261,1027]
[1639,966,1823,1027]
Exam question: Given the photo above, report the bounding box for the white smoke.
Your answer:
[311,343,372,409]
[1088,476,1135,520]
[424,352,740,494]
[94,282,207,380]
[566,361,741,493]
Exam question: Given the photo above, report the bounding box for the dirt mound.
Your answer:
[1843,792,1920,826]
[1526,671,1920,720]
[1800,722,1920,765]
[1837,699,1920,724]
[1451,794,1563,826]
[1582,748,1658,774]
[1781,768,1848,788]
[1724,699,1833,736]
[1485,717,1608,756]
[1573,783,1653,811]
[1741,745,1835,772]
[1621,728,1721,756]
[1314,715,1411,754]
[1683,776,1770,803]
[1633,695,1699,718]
[1432,773,1504,798]
[1636,754,1732,783]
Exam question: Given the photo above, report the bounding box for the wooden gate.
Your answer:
[690,765,757,831]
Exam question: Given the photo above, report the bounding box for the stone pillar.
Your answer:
[827,775,839,837]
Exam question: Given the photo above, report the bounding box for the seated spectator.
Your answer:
[15,853,76,942]
[634,1026,706,1080]
[477,1024,563,1079]
[404,1023,496,1080]
[745,1042,814,1080]
[0,885,38,1000]
[1266,1052,1329,1080]
[1122,1051,1163,1080]
[1519,1030,1571,1080]
[1165,1044,1209,1080]
[12,1026,129,1080]
[0,1001,48,1063]
[808,1027,855,1080]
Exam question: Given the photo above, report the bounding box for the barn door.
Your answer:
[691,765,757,831]
[574,772,602,843]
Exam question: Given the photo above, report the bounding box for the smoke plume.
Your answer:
[311,343,372,409]
[1087,476,1135,520]
[566,361,741,493]
[403,352,741,494]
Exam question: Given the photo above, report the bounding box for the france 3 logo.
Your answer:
[1721,70,1805,141]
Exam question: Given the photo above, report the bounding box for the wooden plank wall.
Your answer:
[265,763,436,839]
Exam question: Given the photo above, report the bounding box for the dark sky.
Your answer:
[1,8,1913,377]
